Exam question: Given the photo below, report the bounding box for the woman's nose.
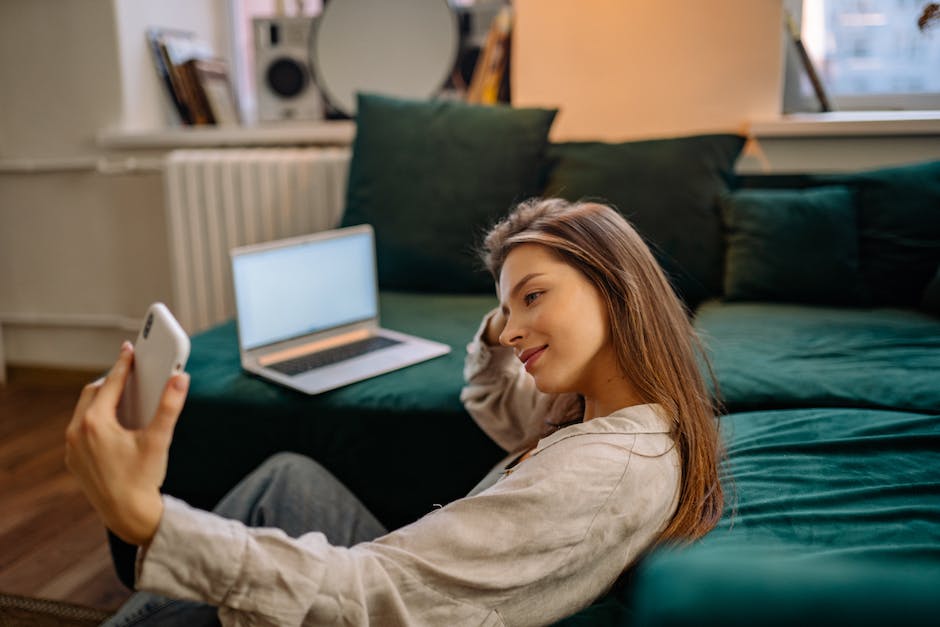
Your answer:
[498,318,525,347]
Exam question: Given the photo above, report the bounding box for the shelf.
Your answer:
[749,111,940,138]
[97,121,356,150]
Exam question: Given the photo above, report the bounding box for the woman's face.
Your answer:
[498,243,618,396]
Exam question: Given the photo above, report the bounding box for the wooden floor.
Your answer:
[0,367,132,612]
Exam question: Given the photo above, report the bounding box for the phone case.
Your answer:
[117,303,191,429]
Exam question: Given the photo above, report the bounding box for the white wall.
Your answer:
[510,1,939,170]
[111,0,230,131]
[0,1,122,159]
[0,0,226,371]
[511,0,784,141]
[0,0,935,372]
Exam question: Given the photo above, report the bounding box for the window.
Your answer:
[784,0,940,111]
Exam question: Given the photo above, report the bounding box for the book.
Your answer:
[146,28,215,125]
[146,28,191,124]
[185,58,241,126]
[178,59,213,125]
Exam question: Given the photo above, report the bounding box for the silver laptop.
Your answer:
[230,224,451,395]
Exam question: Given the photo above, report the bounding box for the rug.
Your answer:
[0,593,112,627]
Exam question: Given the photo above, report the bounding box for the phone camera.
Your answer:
[143,313,154,339]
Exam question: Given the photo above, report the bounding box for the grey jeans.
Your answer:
[101,452,388,626]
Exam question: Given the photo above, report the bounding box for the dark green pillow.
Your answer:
[818,160,940,306]
[720,186,867,305]
[543,134,746,309]
[342,93,557,293]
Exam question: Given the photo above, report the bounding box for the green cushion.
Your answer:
[923,266,940,315]
[559,407,940,625]
[695,301,940,413]
[341,93,557,293]
[710,408,940,554]
[552,596,632,626]
[624,407,940,627]
[720,186,867,305]
[819,160,940,307]
[161,292,503,531]
[632,546,940,627]
[543,134,746,309]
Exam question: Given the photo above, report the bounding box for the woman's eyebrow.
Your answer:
[512,273,545,298]
[500,273,545,314]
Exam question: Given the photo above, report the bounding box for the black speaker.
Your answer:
[254,16,323,122]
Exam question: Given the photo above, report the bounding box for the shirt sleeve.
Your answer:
[460,308,581,453]
[136,432,679,627]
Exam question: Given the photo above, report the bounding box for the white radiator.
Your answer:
[164,148,351,334]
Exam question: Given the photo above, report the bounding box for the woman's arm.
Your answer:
[64,342,189,547]
[137,430,679,626]
[461,308,580,452]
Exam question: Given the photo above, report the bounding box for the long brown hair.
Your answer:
[479,198,724,543]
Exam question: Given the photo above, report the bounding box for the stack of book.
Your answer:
[148,28,240,126]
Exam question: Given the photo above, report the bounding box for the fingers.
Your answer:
[68,379,101,430]
[65,372,109,459]
[147,373,190,440]
[95,342,134,408]
[484,308,508,347]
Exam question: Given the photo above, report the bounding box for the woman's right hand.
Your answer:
[65,342,189,546]
[483,309,507,346]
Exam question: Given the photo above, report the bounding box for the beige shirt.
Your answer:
[135,312,681,626]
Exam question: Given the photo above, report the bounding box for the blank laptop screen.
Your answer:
[232,230,377,350]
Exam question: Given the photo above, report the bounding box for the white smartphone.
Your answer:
[117,303,191,430]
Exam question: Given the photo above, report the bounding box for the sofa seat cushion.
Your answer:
[161,292,502,532]
[556,407,940,625]
[695,301,940,413]
[628,549,940,627]
[619,407,940,626]
[710,407,940,554]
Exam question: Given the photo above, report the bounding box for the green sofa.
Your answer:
[109,96,940,625]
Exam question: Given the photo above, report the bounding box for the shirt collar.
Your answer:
[534,403,672,452]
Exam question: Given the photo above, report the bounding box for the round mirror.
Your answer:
[309,0,459,116]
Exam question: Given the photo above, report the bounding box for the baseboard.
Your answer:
[4,365,102,388]
[1,323,135,371]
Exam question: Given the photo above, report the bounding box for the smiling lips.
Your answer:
[519,345,548,371]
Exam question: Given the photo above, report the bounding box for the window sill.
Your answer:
[748,111,940,138]
[96,121,356,150]
[740,111,940,174]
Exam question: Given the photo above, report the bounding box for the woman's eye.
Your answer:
[524,291,542,306]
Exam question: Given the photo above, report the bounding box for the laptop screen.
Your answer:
[232,229,378,350]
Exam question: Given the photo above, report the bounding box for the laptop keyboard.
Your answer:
[267,335,403,377]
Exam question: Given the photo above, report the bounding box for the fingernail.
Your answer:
[173,374,190,391]
[121,341,132,353]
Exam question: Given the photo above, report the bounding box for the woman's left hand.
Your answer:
[65,341,189,546]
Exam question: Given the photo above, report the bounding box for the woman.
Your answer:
[67,198,723,626]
